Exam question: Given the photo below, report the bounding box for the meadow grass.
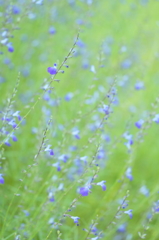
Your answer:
[1,0,159,239]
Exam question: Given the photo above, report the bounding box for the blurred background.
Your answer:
[1,0,159,239]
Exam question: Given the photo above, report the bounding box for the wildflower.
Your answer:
[117,223,127,233]
[139,185,149,197]
[121,59,132,69]
[12,135,17,142]
[135,81,145,90]
[52,162,61,171]
[76,39,85,48]
[135,119,144,129]
[7,43,14,53]
[65,92,73,101]
[0,174,4,184]
[125,167,133,181]
[8,119,17,128]
[13,111,22,121]
[123,132,133,150]
[153,114,159,124]
[12,5,21,14]
[124,209,133,219]
[71,216,80,226]
[5,140,11,147]
[48,192,55,202]
[47,64,57,75]
[102,105,110,115]
[79,186,91,196]
[44,145,54,156]
[154,200,159,212]
[72,128,80,139]
[96,181,106,191]
[49,26,56,35]
[58,154,69,163]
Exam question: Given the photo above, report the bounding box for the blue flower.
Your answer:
[7,43,14,53]
[47,64,57,75]
[135,119,144,129]
[135,81,145,90]
[153,114,159,124]
[124,209,133,219]
[44,145,54,156]
[12,6,21,14]
[96,181,106,191]
[49,26,56,35]
[125,167,133,181]
[0,174,4,184]
[71,216,80,225]
[79,186,91,196]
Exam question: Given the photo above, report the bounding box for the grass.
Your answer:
[1,0,159,239]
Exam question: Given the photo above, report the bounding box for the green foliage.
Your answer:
[1,0,159,239]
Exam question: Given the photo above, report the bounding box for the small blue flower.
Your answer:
[65,92,73,101]
[13,111,22,121]
[12,135,17,142]
[117,223,127,233]
[52,162,61,171]
[96,181,106,191]
[7,43,14,53]
[76,39,85,48]
[49,196,55,202]
[135,119,144,129]
[44,145,54,156]
[135,81,145,90]
[72,128,80,139]
[58,154,69,163]
[0,174,4,184]
[79,186,91,196]
[12,5,21,14]
[49,26,56,35]
[125,167,133,181]
[121,59,132,69]
[5,140,11,147]
[47,64,57,75]
[124,209,133,219]
[102,105,110,115]
[153,114,159,124]
[71,216,80,225]
[139,185,149,197]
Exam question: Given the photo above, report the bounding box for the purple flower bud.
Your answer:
[135,119,144,129]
